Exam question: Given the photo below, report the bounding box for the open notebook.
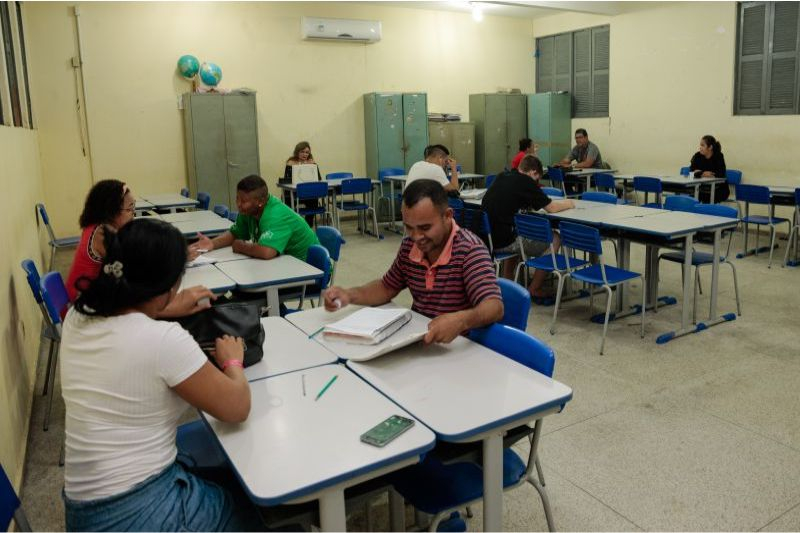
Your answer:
[323,308,412,345]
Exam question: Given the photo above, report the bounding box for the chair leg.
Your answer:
[727,261,742,316]
[640,277,646,339]
[49,245,56,271]
[535,456,546,486]
[42,339,55,396]
[768,225,777,268]
[43,340,59,432]
[370,207,380,239]
[692,268,700,325]
[549,272,565,335]
[783,224,797,267]
[599,285,613,355]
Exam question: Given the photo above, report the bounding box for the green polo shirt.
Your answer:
[229,195,319,261]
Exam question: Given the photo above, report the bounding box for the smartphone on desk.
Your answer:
[360,415,415,447]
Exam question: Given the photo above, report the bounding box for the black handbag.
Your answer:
[176,293,267,368]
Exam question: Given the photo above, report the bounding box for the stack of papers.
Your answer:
[324,308,412,345]
[459,188,487,200]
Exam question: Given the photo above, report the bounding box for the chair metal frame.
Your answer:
[36,203,80,270]
[1,463,32,532]
[39,272,70,433]
[335,178,380,239]
[736,184,791,268]
[377,167,405,221]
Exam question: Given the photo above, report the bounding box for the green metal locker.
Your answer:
[428,121,475,173]
[527,92,571,167]
[469,94,527,175]
[364,92,428,180]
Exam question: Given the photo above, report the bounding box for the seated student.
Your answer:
[189,174,320,261]
[284,141,323,224]
[61,218,262,532]
[324,179,503,344]
[406,144,460,192]
[689,134,730,204]
[510,138,539,170]
[66,179,213,317]
[483,155,575,300]
[558,128,604,169]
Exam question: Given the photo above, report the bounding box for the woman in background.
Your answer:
[284,141,323,225]
[61,218,261,531]
[690,134,729,203]
[510,138,539,170]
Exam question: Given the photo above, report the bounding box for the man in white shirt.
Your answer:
[405,144,459,192]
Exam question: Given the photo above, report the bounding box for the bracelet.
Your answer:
[221,359,244,370]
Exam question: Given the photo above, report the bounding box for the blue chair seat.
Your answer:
[340,200,368,211]
[298,206,326,216]
[176,420,227,470]
[741,214,789,225]
[660,250,727,266]
[525,253,588,272]
[570,264,640,285]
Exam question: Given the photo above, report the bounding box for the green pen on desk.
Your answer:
[314,374,338,401]
[308,327,324,339]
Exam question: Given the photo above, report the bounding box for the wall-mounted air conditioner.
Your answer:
[301,16,382,43]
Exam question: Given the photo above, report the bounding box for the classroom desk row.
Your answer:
[135,193,198,212]
[203,307,573,532]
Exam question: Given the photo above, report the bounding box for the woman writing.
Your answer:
[284,141,323,225]
[61,218,261,531]
[689,135,729,203]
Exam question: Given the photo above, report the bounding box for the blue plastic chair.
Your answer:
[36,203,80,270]
[485,174,497,189]
[447,197,464,209]
[228,210,238,222]
[39,272,71,431]
[513,214,588,333]
[180,187,190,198]
[679,166,691,176]
[541,186,564,198]
[1,462,31,531]
[212,204,229,219]
[196,192,211,210]
[326,172,353,181]
[735,184,790,268]
[546,167,569,197]
[581,191,617,204]
[783,188,800,267]
[664,195,699,213]
[497,278,531,331]
[316,225,346,285]
[554,221,645,354]
[296,181,331,227]
[391,323,558,531]
[452,207,516,275]
[725,169,743,203]
[633,177,663,208]
[176,419,228,472]
[659,203,741,321]
[593,173,617,193]
[377,167,405,221]
[335,178,379,239]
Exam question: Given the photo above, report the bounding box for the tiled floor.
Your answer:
[20,220,800,531]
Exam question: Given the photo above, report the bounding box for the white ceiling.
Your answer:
[374,1,634,19]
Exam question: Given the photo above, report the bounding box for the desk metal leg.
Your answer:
[680,234,693,330]
[482,432,504,532]
[615,237,630,313]
[383,180,403,234]
[710,183,716,203]
[709,229,720,319]
[388,489,406,531]
[266,288,279,317]
[318,488,347,531]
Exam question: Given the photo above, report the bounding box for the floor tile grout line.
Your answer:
[757,498,800,531]
[702,409,800,455]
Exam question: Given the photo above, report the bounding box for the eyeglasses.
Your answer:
[121,204,136,213]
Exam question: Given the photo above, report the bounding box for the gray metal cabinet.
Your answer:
[469,94,527,175]
[183,92,260,207]
[428,121,475,173]
[527,92,571,167]
[364,93,429,179]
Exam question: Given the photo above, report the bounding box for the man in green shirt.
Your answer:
[188,175,319,261]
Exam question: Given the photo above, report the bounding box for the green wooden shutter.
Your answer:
[573,29,592,117]
[537,36,555,93]
[591,26,610,117]
[554,33,572,93]
[766,1,799,113]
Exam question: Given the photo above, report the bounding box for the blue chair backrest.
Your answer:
[485,174,497,189]
[21,259,43,304]
[594,173,616,191]
[378,168,405,182]
[559,221,604,256]
[316,225,345,262]
[581,191,617,204]
[691,203,738,219]
[447,197,464,209]
[40,272,69,325]
[296,181,329,200]
[1,462,22,531]
[664,195,699,212]
[341,178,372,195]
[452,207,491,238]
[633,176,662,193]
[514,213,553,245]
[468,323,555,377]
[542,187,564,198]
[306,244,331,292]
[547,167,565,184]
[795,188,800,206]
[327,172,353,181]
[228,210,238,222]
[212,204,229,218]
[735,184,771,205]
[680,166,691,176]
[725,169,742,185]
[180,187,190,198]
[36,203,50,225]
[497,278,530,332]
[197,192,211,210]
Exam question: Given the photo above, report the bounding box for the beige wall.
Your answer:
[25,1,536,234]
[0,125,47,488]
[532,2,800,188]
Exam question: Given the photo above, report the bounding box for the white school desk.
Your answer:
[139,193,199,212]
[168,212,233,237]
[203,365,436,531]
[215,257,323,317]
[134,198,155,211]
[185,246,250,267]
[613,174,726,202]
[179,263,236,293]
[158,210,226,224]
[564,167,618,191]
[243,317,338,382]
[347,336,573,532]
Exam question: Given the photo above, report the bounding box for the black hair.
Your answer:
[74,218,187,317]
[701,135,722,154]
[518,154,544,176]
[519,138,533,152]
[575,128,588,137]
[78,179,128,228]
[424,144,450,160]
[402,179,448,212]
[237,175,269,198]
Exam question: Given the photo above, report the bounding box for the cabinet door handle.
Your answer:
[227,161,241,167]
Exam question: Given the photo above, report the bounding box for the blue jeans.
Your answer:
[63,461,263,531]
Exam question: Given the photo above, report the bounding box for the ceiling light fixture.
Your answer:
[471,2,484,21]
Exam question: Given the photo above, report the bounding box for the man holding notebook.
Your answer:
[324,179,503,344]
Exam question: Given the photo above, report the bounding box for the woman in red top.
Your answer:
[66,180,136,301]
[510,138,539,170]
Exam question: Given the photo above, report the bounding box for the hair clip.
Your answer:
[103,260,124,279]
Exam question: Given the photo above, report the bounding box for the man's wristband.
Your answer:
[222,359,244,370]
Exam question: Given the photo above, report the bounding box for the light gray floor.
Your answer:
[20,219,800,531]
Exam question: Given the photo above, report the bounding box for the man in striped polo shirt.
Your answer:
[324,179,503,344]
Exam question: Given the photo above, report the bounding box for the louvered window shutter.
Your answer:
[591,26,610,117]
[536,36,555,93]
[766,1,799,114]
[555,33,572,93]
[573,29,592,117]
